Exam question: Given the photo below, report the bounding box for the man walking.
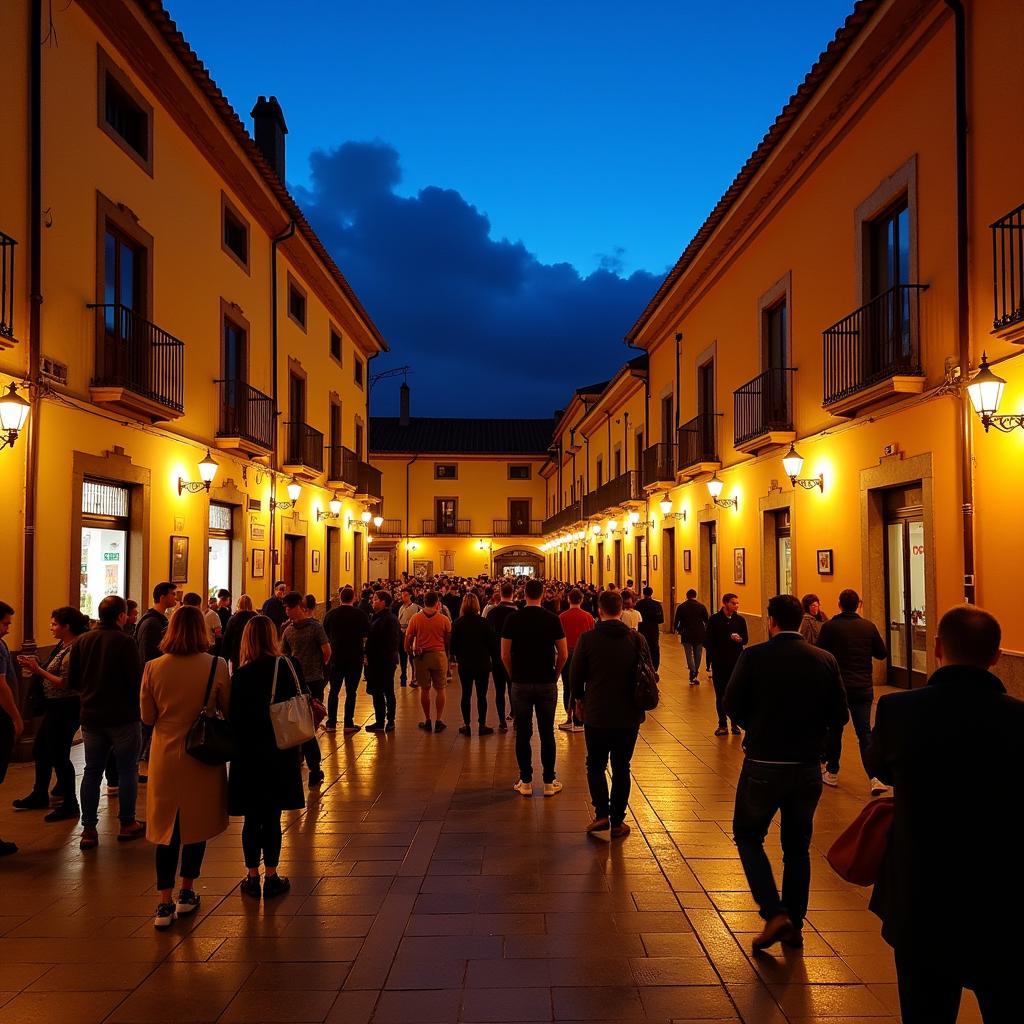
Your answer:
[816,588,888,792]
[635,586,664,670]
[558,588,593,732]
[866,605,1020,1023]
[69,596,147,850]
[724,594,848,951]
[0,601,24,857]
[571,590,649,838]
[322,586,370,733]
[261,580,288,634]
[501,578,567,796]
[486,581,519,731]
[365,591,401,733]
[282,592,331,787]
[396,588,421,687]
[706,593,748,735]
[405,592,452,732]
[673,589,709,684]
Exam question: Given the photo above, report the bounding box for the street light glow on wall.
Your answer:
[966,352,1023,432]
[178,449,218,495]
[781,444,824,492]
[0,382,30,450]
[707,472,738,510]
[659,496,686,522]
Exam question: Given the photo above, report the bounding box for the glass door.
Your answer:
[702,521,718,611]
[775,508,792,597]
[884,486,927,688]
[80,479,130,618]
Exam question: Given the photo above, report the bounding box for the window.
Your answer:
[596,457,603,488]
[354,357,364,388]
[287,276,307,329]
[355,421,364,461]
[329,326,342,365]
[869,198,910,298]
[221,195,249,272]
[80,480,130,618]
[763,300,788,371]
[97,49,153,174]
[435,463,458,480]
[508,464,531,480]
[435,499,458,533]
[613,448,622,478]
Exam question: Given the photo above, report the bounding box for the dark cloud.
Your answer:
[295,141,664,417]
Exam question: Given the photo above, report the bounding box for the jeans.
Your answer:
[81,722,142,827]
[398,643,409,684]
[584,725,639,825]
[493,671,508,722]
[367,664,397,726]
[328,659,363,727]
[682,642,703,678]
[242,809,283,869]
[32,699,80,808]
[459,668,490,726]
[895,947,1013,1024]
[732,760,822,929]
[155,814,206,890]
[824,691,873,775]
[511,682,558,783]
[301,680,324,774]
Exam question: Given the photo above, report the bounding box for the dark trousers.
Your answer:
[155,814,206,891]
[895,948,1013,1024]
[584,725,639,825]
[367,663,397,726]
[81,722,142,827]
[398,644,409,684]
[241,809,283,870]
[31,699,80,808]
[104,750,118,787]
[0,711,13,785]
[511,682,558,784]
[560,653,581,724]
[711,660,737,727]
[493,672,508,721]
[328,659,362,726]
[459,668,490,726]
[302,680,324,774]
[824,691,873,775]
[642,638,661,672]
[732,760,822,929]
[682,642,703,678]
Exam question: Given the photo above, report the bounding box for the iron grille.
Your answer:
[82,479,129,517]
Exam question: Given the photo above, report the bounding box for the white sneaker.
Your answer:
[870,777,891,796]
[543,780,563,797]
[513,780,532,796]
[822,771,839,788]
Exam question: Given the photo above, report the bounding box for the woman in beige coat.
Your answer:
[140,605,230,929]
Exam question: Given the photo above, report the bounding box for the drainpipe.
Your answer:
[945,0,974,604]
[268,220,295,582]
[404,453,419,574]
[674,333,682,431]
[364,350,379,581]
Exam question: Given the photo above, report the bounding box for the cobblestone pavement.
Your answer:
[0,642,981,1023]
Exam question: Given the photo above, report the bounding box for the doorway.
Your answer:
[662,527,676,619]
[700,521,718,610]
[614,538,623,586]
[597,541,605,589]
[634,534,646,589]
[774,508,792,598]
[80,479,131,619]
[325,526,341,604]
[282,534,306,594]
[208,503,233,598]
[883,484,926,688]
[509,499,531,535]
[353,532,363,592]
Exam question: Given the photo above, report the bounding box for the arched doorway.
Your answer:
[492,546,544,577]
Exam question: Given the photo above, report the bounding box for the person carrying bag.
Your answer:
[268,654,316,750]
[185,655,234,765]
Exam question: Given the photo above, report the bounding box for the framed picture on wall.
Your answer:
[652,554,658,571]
[626,553,633,576]
[312,550,321,573]
[344,551,352,572]
[250,521,266,542]
[733,547,746,585]
[169,535,189,583]
[683,549,692,573]
[817,548,834,575]
[251,548,265,578]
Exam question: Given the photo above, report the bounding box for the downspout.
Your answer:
[945,0,974,603]
[268,220,295,583]
[364,349,379,582]
[405,453,419,574]
[674,333,682,431]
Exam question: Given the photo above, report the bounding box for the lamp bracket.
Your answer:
[270,499,294,511]
[983,413,1024,434]
[712,496,738,510]
[792,475,825,492]
[316,510,340,521]
[178,479,211,496]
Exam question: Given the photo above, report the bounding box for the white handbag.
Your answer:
[268,656,315,750]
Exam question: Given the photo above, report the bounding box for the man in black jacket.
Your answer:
[815,588,887,792]
[571,589,649,839]
[724,594,848,951]
[673,588,709,684]
[322,587,370,734]
[635,587,664,670]
[69,596,146,850]
[364,591,402,733]
[866,605,1019,1023]
[135,581,177,664]
[261,581,288,634]
[485,582,518,731]
[705,593,748,734]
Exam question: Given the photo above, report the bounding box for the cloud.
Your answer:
[295,141,664,418]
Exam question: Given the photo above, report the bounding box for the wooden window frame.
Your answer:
[434,463,458,481]
[95,192,154,318]
[354,355,364,389]
[220,299,250,381]
[757,273,792,372]
[286,272,307,331]
[220,192,250,274]
[508,463,532,480]
[96,47,154,176]
[854,156,918,306]
[329,323,343,367]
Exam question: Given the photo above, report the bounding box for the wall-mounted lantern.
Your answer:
[178,450,218,495]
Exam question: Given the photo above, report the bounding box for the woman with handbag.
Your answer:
[140,605,230,929]
[13,607,90,821]
[228,615,305,899]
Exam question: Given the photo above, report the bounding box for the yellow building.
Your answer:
[0,0,386,669]
[370,384,550,580]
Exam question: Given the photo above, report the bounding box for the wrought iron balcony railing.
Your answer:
[0,232,16,341]
[356,460,382,499]
[641,442,674,485]
[215,378,273,451]
[582,470,641,519]
[992,203,1024,331]
[542,502,582,535]
[734,367,795,446]
[677,413,718,471]
[422,518,471,536]
[493,519,542,536]
[376,518,404,536]
[283,421,324,472]
[326,445,360,487]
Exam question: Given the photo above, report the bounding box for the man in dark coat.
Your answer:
[673,588,709,684]
[705,593,748,734]
[635,587,664,670]
[260,581,288,635]
[322,586,370,734]
[364,591,402,732]
[724,594,848,952]
[866,605,1021,1023]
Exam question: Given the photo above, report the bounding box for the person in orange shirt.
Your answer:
[558,589,594,732]
[405,592,452,733]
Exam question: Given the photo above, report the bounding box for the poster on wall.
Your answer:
[250,520,266,542]
[252,548,265,578]
[412,559,433,579]
[170,535,189,583]
[733,547,745,585]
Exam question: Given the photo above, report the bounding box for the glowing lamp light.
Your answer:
[628,511,640,525]
[608,519,618,532]
[286,477,302,502]
[781,444,805,482]
[366,535,374,544]
[592,524,601,536]
[373,515,384,529]
[706,474,724,500]
[0,382,30,441]
[360,509,372,524]
[967,352,1007,430]
[178,449,218,495]
[329,494,342,517]
[659,498,672,516]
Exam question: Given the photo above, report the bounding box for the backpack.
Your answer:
[630,632,660,711]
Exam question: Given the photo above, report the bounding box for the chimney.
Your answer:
[250,96,288,181]
[399,382,411,426]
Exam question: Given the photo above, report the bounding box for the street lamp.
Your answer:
[271,476,302,510]
[373,514,384,529]
[0,383,30,450]
[707,472,738,510]
[360,509,372,524]
[178,449,219,495]
[781,444,824,492]
[317,493,343,521]
[966,352,1024,432]
[658,496,686,522]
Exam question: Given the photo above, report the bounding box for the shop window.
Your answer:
[80,479,130,618]
[208,503,233,597]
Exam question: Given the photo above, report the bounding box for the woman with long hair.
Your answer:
[449,592,498,736]
[13,606,90,821]
[228,614,305,899]
[140,605,230,929]
[799,594,828,645]
[222,594,256,673]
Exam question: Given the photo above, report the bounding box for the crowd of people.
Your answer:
[0,571,1018,1021]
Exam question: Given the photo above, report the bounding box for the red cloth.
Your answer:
[559,607,595,652]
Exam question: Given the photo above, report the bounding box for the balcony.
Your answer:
[677,412,720,478]
[583,469,642,519]
[493,519,542,536]
[376,518,404,536]
[542,501,582,535]
[88,303,184,421]
[822,284,927,417]
[422,518,471,536]
[641,443,674,491]
[992,204,1024,340]
[214,379,273,456]
[734,367,796,455]
[282,421,324,476]
[1,231,15,346]
[355,460,382,503]
[326,445,359,490]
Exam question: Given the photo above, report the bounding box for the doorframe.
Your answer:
[759,487,795,628]
[882,505,927,689]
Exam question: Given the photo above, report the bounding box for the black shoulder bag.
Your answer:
[630,633,661,711]
[185,656,235,765]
